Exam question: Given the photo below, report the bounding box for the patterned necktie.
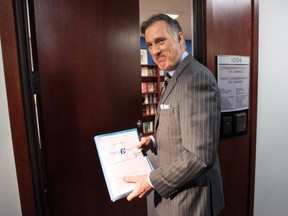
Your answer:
[161,73,172,96]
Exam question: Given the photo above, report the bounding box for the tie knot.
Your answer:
[161,72,173,97]
[164,73,172,81]
[164,73,171,86]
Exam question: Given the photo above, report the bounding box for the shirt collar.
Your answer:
[167,51,189,76]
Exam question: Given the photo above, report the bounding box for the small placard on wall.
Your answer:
[217,55,250,112]
[140,49,148,65]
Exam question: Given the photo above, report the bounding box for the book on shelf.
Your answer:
[141,66,157,77]
[149,67,157,76]
[144,94,149,104]
[94,128,153,202]
[141,83,147,93]
[143,107,147,115]
[147,82,157,93]
[153,94,158,103]
[146,106,150,115]
[143,104,157,116]
[150,105,156,115]
[142,82,157,93]
[141,67,149,76]
[143,121,154,134]
[143,94,158,104]
[147,82,154,92]
[159,69,165,76]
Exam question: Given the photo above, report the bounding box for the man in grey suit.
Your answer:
[124,13,225,216]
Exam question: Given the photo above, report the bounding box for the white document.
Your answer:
[94,128,153,202]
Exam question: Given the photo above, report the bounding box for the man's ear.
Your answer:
[178,32,184,42]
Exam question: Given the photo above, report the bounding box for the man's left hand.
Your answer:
[123,175,153,201]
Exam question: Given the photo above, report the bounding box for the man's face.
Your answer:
[144,21,184,71]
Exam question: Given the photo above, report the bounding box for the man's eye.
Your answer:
[157,39,165,45]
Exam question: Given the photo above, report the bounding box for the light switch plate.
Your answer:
[235,112,247,133]
[222,116,233,135]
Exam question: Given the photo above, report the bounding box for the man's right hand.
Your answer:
[137,136,152,152]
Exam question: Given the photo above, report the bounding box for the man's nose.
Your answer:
[151,44,161,56]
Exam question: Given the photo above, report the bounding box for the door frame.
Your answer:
[0,0,48,215]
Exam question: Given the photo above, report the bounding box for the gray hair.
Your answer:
[140,13,183,37]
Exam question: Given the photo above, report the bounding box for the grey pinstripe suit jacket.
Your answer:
[150,55,225,216]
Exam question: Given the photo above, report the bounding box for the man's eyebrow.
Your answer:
[146,37,166,46]
[146,41,152,46]
[155,37,165,42]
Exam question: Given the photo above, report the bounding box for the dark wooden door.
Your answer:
[31,0,145,215]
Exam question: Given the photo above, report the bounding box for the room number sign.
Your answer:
[217,55,250,112]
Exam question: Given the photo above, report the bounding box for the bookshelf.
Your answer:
[141,64,164,135]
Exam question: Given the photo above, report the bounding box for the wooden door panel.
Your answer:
[32,0,144,215]
[197,0,258,215]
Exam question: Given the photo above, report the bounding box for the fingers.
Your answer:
[126,189,138,201]
[139,192,145,198]
[123,175,153,201]
[126,185,146,201]
[136,137,146,148]
[139,188,151,198]
[123,176,136,183]
[137,137,151,149]
[127,185,152,201]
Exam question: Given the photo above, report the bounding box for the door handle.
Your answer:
[136,120,142,128]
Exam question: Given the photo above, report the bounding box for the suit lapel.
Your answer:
[154,55,193,130]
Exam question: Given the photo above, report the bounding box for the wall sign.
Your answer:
[140,49,148,65]
[217,55,250,112]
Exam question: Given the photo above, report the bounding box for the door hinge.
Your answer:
[32,70,40,94]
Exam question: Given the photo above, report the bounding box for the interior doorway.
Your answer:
[138,1,193,215]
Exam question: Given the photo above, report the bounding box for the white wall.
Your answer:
[0,39,22,215]
[254,1,288,216]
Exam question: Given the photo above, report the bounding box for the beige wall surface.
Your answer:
[0,38,22,215]
[255,1,288,216]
